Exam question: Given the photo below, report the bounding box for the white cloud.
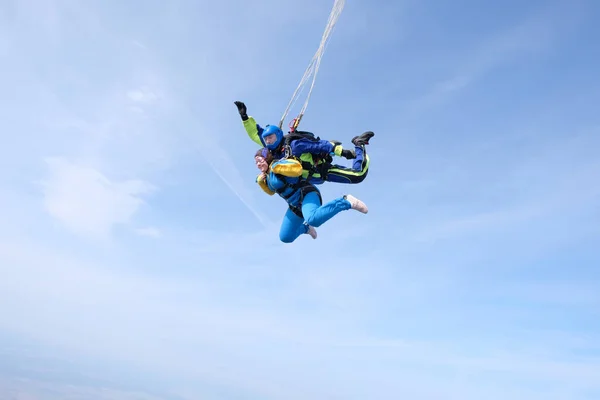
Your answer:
[1,0,598,398]
[135,226,161,238]
[405,2,583,114]
[130,40,147,49]
[0,377,168,400]
[411,131,600,243]
[129,105,145,115]
[2,230,599,399]
[127,87,158,104]
[39,157,155,238]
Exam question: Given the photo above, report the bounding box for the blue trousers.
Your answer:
[279,191,351,243]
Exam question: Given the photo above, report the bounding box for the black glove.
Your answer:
[341,149,356,159]
[234,101,248,121]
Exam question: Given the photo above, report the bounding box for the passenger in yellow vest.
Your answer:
[254,147,368,242]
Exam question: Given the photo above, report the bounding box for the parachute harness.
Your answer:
[278,0,345,132]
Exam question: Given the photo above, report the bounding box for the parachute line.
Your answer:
[279,0,345,130]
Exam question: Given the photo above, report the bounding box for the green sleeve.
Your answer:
[243,116,264,147]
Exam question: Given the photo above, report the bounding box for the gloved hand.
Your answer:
[329,141,343,157]
[341,149,356,159]
[330,141,355,158]
[234,101,248,121]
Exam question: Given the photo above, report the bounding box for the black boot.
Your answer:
[351,131,375,146]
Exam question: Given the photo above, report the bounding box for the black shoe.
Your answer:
[352,131,374,146]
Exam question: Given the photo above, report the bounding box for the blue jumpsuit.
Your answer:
[256,159,353,243]
[244,116,370,184]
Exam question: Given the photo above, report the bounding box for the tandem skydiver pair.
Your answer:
[234,101,374,243]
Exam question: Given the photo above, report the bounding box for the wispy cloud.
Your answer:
[127,87,159,104]
[38,157,155,239]
[135,226,161,238]
[205,158,272,227]
[170,100,273,227]
[405,1,585,114]
[411,128,600,243]
[2,229,599,399]
[1,0,600,399]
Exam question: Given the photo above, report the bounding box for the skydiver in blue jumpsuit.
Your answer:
[255,144,368,242]
[235,101,374,185]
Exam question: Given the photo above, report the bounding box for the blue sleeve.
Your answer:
[290,139,334,156]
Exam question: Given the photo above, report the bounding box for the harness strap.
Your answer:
[274,178,305,200]
[303,156,332,181]
[273,173,321,218]
[288,185,322,218]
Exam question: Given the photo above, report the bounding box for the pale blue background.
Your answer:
[1,0,599,399]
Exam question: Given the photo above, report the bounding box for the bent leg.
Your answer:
[279,207,308,243]
[350,144,368,171]
[324,145,370,184]
[301,191,351,228]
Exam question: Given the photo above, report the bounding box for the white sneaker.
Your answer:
[344,194,368,214]
[306,225,318,239]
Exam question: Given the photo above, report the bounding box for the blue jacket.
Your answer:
[256,158,318,207]
[243,116,343,184]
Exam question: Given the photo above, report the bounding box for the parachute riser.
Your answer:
[288,114,304,133]
[278,114,304,132]
[278,0,345,133]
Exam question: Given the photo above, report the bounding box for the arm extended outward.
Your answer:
[235,101,265,147]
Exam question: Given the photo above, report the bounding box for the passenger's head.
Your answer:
[255,148,272,172]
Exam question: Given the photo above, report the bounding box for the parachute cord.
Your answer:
[279,0,345,130]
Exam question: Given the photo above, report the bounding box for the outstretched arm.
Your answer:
[235,101,265,147]
[243,116,265,147]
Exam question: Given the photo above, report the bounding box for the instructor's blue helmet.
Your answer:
[262,124,284,150]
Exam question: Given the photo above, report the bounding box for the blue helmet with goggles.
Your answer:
[261,124,284,150]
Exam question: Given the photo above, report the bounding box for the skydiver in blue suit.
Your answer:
[235,101,374,185]
[254,145,368,242]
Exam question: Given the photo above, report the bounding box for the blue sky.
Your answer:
[1,0,599,398]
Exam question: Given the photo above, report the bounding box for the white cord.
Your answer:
[279,0,345,130]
